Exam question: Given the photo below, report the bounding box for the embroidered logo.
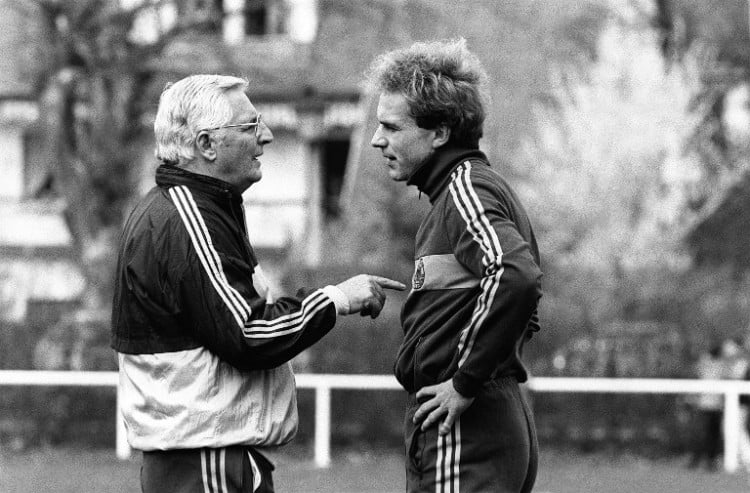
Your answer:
[412,258,425,290]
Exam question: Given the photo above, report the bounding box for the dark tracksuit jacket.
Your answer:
[111,164,340,453]
[398,145,542,493]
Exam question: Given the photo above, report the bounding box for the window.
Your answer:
[222,0,314,44]
[243,0,269,35]
[173,0,223,33]
[23,127,57,199]
[320,139,349,219]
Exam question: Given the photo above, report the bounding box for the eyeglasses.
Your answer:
[200,113,263,137]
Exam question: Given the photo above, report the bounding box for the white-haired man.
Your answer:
[111,74,404,493]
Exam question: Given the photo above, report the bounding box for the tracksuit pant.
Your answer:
[140,446,275,493]
[405,377,538,493]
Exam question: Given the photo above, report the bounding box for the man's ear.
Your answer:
[432,124,451,149]
[195,131,217,161]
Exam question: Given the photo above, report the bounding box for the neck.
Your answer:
[406,144,486,201]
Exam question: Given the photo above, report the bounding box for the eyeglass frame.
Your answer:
[199,113,263,138]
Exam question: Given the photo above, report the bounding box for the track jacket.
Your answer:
[111,164,341,451]
[395,146,542,397]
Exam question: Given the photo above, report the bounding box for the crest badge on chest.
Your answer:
[412,258,425,290]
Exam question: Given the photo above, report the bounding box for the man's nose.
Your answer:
[371,128,385,148]
[258,122,273,144]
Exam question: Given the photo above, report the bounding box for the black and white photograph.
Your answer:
[2,1,750,492]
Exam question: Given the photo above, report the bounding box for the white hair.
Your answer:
[154,74,249,165]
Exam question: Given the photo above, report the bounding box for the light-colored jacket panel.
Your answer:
[118,349,298,451]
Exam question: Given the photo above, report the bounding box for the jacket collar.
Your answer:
[155,164,244,204]
[406,145,487,203]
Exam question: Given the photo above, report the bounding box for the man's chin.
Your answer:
[248,161,262,180]
[387,168,406,181]
[249,171,262,184]
[238,172,262,192]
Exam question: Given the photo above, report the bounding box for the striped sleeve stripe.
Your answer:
[243,290,331,339]
[451,162,502,262]
[455,163,505,365]
[245,290,329,331]
[168,186,251,327]
[459,277,501,367]
[449,171,493,268]
[172,187,251,316]
[448,162,505,367]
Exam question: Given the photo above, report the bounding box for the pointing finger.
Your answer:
[372,276,407,291]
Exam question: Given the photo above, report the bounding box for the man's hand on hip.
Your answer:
[414,380,474,436]
[335,274,406,318]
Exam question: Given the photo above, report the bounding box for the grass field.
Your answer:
[1,446,749,492]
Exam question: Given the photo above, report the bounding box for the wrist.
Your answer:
[321,285,350,315]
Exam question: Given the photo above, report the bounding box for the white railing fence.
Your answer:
[2,371,750,472]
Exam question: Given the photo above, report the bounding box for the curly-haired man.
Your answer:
[368,39,543,493]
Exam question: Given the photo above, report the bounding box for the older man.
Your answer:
[111,74,404,493]
[369,40,543,492]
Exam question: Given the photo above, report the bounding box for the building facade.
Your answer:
[0,2,86,324]
[0,0,373,325]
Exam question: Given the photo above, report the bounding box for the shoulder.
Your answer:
[132,186,234,257]
[447,159,512,205]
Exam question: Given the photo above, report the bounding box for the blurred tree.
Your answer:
[657,0,750,68]
[339,0,613,270]
[10,0,231,311]
[655,0,750,179]
[516,0,734,339]
[654,0,750,343]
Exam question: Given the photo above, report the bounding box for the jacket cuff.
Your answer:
[452,373,481,398]
[321,285,350,315]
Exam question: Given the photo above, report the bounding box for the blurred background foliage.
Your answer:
[4,0,750,455]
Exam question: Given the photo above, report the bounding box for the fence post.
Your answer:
[723,389,740,473]
[115,381,131,460]
[314,384,332,468]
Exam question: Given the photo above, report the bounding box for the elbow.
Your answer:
[506,262,542,304]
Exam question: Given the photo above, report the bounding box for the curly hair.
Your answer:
[366,38,489,148]
[154,74,249,165]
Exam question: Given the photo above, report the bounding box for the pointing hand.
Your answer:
[335,275,406,318]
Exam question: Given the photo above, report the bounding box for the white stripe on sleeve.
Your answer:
[168,186,251,327]
[448,162,505,367]
[242,290,331,339]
